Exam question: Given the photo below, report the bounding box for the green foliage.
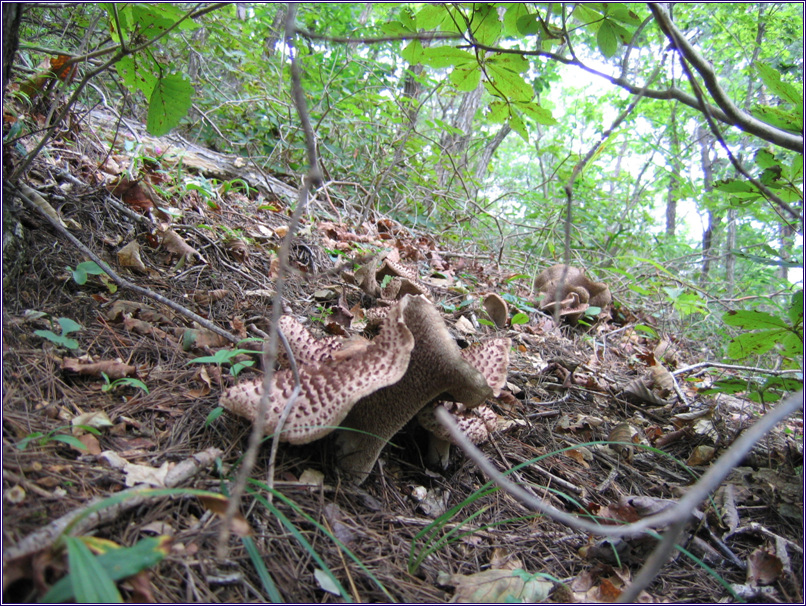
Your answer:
[146,73,194,137]
[187,347,257,377]
[101,372,149,395]
[42,536,170,603]
[34,317,82,350]
[722,290,803,363]
[67,261,107,285]
[16,424,101,452]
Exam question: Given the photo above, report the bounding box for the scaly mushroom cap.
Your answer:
[220,300,414,444]
[219,295,511,484]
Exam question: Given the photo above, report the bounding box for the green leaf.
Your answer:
[421,47,475,68]
[16,432,44,450]
[63,536,122,603]
[58,317,83,335]
[597,20,619,58]
[470,4,501,46]
[714,179,758,194]
[573,5,603,26]
[788,290,803,326]
[486,64,534,101]
[700,378,749,395]
[70,265,88,285]
[673,292,707,317]
[605,4,644,26]
[242,536,283,602]
[751,105,802,133]
[727,329,787,359]
[503,4,531,36]
[205,406,225,427]
[51,434,90,451]
[755,149,778,170]
[488,53,529,73]
[44,537,170,603]
[415,4,448,30]
[515,13,543,36]
[634,324,657,338]
[115,55,158,98]
[511,312,529,325]
[401,38,425,64]
[34,330,80,350]
[381,20,408,35]
[146,74,193,137]
[756,63,802,106]
[778,331,803,359]
[723,310,790,330]
[450,65,481,91]
[515,100,557,125]
[508,112,529,142]
[487,100,510,123]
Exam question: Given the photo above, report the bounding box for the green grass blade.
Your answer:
[242,536,283,603]
[62,537,122,603]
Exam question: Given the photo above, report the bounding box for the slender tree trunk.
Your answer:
[437,84,483,188]
[666,101,681,236]
[473,124,511,187]
[725,209,736,297]
[3,2,23,98]
[697,125,718,285]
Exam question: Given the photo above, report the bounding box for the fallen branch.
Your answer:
[2,447,222,568]
[437,390,803,600]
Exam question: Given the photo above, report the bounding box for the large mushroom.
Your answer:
[220,294,510,484]
[535,264,611,323]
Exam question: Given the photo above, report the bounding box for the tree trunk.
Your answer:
[473,124,511,187]
[697,125,718,285]
[666,102,681,236]
[3,2,23,98]
[725,209,736,297]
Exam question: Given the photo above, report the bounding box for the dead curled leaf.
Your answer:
[117,240,147,272]
[161,228,204,262]
[746,548,783,586]
[197,494,253,537]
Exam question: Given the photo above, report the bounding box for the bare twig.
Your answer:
[215,2,323,556]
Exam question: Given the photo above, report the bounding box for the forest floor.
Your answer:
[2,106,803,604]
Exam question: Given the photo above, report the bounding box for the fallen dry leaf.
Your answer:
[117,240,147,272]
[439,568,552,603]
[198,494,253,537]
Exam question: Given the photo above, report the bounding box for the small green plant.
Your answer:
[311,304,333,324]
[101,373,149,395]
[34,317,82,350]
[16,425,101,452]
[67,261,117,293]
[219,178,256,197]
[187,345,258,377]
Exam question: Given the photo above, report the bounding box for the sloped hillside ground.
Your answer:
[2,107,803,603]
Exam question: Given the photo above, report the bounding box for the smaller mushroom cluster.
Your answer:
[220,294,510,484]
[535,264,611,323]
